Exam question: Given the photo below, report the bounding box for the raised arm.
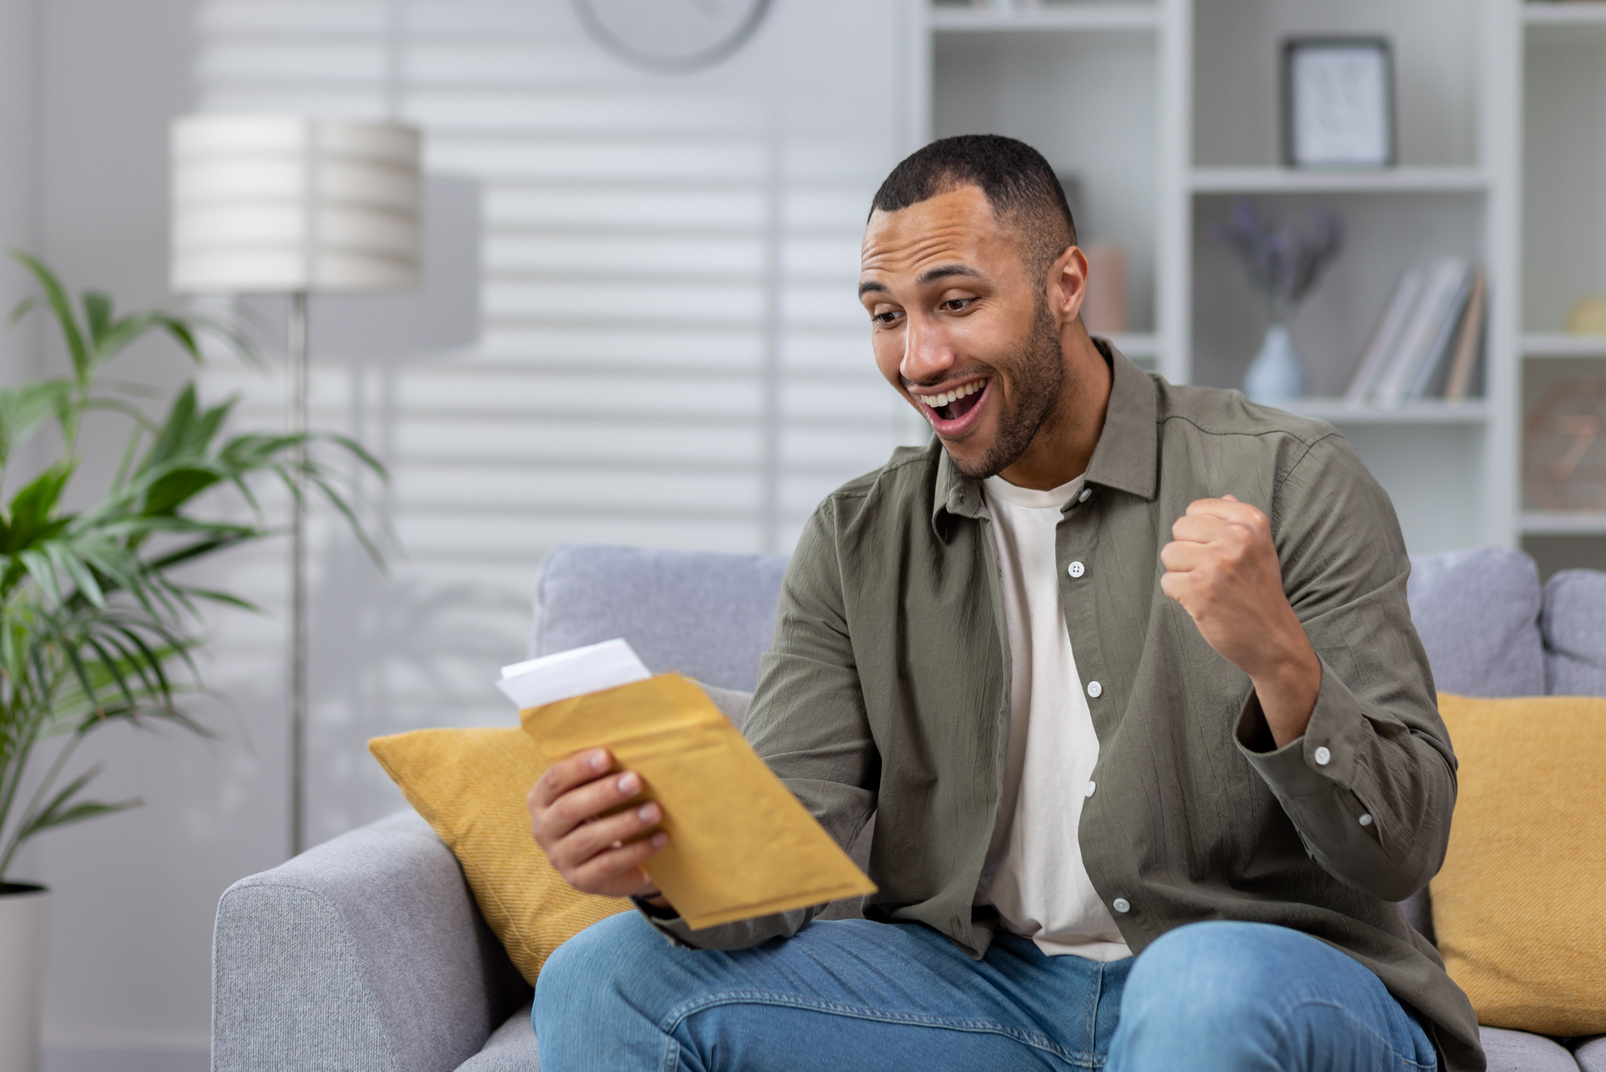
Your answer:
[1162,433,1456,902]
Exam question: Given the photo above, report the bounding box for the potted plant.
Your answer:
[1214,200,1344,404]
[0,253,381,1072]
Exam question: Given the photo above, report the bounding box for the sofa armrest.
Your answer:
[212,811,529,1072]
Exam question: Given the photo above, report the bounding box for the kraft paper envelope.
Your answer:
[520,672,875,930]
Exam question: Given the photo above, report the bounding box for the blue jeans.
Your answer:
[533,914,1437,1072]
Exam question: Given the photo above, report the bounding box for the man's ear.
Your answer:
[1047,245,1090,326]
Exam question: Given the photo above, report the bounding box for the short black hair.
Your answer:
[869,134,1078,278]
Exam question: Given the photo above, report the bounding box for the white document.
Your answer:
[496,638,652,709]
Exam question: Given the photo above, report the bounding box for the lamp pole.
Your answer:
[287,289,309,857]
[170,114,422,860]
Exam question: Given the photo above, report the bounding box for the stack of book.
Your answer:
[1343,259,1487,406]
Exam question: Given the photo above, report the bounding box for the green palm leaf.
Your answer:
[0,252,387,882]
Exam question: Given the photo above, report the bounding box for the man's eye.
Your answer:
[941,298,974,312]
[872,310,904,326]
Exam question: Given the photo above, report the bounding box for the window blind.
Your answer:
[190,0,915,838]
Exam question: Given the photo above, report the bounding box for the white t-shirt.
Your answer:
[976,472,1132,961]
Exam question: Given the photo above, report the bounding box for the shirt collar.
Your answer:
[931,340,1159,534]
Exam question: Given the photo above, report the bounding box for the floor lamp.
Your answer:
[169,114,422,856]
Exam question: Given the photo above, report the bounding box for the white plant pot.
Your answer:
[0,884,49,1072]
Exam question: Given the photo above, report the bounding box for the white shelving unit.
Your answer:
[1516,1,1606,575]
[907,0,1564,557]
[1188,167,1491,195]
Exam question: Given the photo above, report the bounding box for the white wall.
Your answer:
[16,0,912,1067]
[26,4,222,1067]
[0,0,39,382]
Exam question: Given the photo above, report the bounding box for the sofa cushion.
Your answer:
[1407,548,1544,697]
[369,727,632,986]
[1431,693,1606,1037]
[456,1002,539,1072]
[368,685,753,987]
[1480,1027,1581,1072]
[530,544,789,692]
[1543,570,1606,696]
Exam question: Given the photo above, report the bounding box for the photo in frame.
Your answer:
[1282,37,1396,168]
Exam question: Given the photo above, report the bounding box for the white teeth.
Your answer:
[920,379,986,411]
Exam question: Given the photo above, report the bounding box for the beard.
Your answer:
[949,297,1066,480]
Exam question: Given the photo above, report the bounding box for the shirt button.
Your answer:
[1067,560,1086,579]
[1086,680,1102,698]
[1078,487,1092,503]
[1313,746,1332,766]
[1358,813,1373,827]
[1084,781,1096,798]
[1112,897,1131,914]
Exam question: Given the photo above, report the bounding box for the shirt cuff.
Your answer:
[1234,656,1357,798]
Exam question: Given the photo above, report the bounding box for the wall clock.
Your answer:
[573,0,773,74]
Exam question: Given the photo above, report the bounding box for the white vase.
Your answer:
[0,885,49,1072]
[1243,322,1306,404]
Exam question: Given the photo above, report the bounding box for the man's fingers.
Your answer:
[1160,539,1209,572]
[1169,514,1224,545]
[534,768,646,846]
[1184,496,1261,524]
[553,800,663,866]
[529,748,613,810]
[568,833,670,896]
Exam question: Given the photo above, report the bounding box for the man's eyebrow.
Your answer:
[858,264,984,298]
[917,264,982,287]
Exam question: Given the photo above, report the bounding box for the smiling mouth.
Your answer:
[914,378,988,423]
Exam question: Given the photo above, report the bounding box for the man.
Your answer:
[528,135,1482,1072]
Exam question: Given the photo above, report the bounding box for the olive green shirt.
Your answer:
[649,346,1482,1071]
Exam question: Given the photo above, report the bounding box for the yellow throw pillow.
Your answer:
[1431,693,1606,1036]
[369,727,631,985]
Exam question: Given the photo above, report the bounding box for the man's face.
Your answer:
[858,185,1065,480]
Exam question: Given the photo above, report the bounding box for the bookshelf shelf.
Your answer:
[1189,168,1489,196]
[1283,399,1489,425]
[1520,511,1606,536]
[1523,2,1606,42]
[1522,333,1606,358]
[1524,1,1606,21]
[931,5,1159,32]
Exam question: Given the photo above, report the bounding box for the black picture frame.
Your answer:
[1281,37,1397,169]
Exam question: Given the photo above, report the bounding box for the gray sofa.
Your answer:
[212,544,1606,1072]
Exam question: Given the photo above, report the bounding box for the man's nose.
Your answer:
[900,316,956,385]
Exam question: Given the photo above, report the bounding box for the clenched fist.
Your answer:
[1160,495,1321,747]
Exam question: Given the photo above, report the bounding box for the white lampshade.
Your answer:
[170,114,422,294]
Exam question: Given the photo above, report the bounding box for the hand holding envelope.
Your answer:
[506,641,875,930]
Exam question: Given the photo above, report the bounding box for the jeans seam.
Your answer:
[660,989,1082,1066]
[1281,998,1437,1070]
[1085,962,1103,1064]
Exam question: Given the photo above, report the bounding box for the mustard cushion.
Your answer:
[1431,692,1606,1036]
[368,727,631,985]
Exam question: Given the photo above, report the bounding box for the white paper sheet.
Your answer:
[496,638,652,709]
